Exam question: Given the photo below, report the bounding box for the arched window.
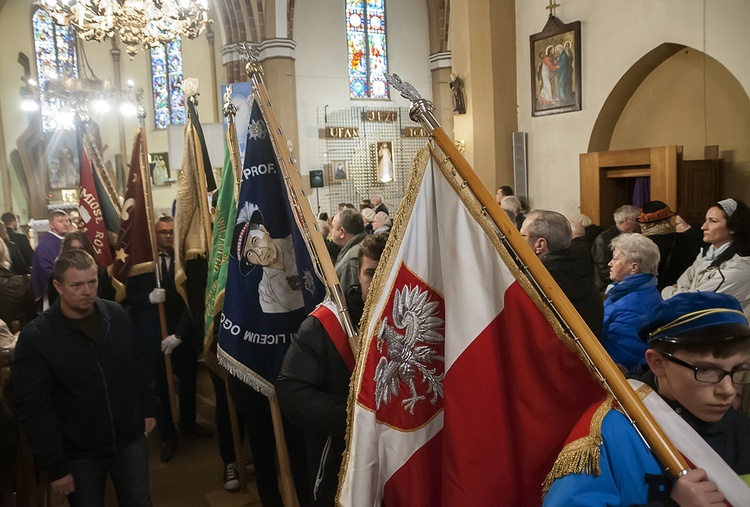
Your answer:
[346,0,389,100]
[32,9,79,132]
[150,39,185,129]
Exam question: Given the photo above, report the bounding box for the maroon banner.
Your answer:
[112,131,154,301]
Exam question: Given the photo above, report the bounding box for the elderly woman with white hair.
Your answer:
[602,233,662,372]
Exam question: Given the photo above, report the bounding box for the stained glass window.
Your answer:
[346,0,389,99]
[150,39,185,129]
[32,9,79,132]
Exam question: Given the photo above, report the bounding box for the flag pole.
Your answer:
[136,90,180,426]
[241,44,359,355]
[385,74,689,480]
[216,86,249,493]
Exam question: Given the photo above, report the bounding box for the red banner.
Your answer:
[111,132,154,301]
[77,135,112,268]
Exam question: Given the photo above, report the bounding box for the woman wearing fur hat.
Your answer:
[662,199,750,318]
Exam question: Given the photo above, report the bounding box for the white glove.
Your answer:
[161,334,182,354]
[149,288,166,304]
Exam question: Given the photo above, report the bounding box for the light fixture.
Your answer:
[21,99,39,112]
[36,0,211,58]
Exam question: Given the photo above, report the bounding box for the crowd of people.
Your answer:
[2,185,750,505]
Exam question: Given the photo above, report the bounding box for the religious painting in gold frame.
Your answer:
[331,160,348,182]
[530,16,582,116]
[373,141,394,183]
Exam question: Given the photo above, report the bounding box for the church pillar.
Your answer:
[429,51,454,138]
[0,98,10,212]
[258,39,300,168]
[206,27,219,122]
[450,0,517,194]
[110,40,127,194]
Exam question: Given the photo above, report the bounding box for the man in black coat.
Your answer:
[13,250,158,505]
[372,194,389,216]
[125,215,212,462]
[591,204,641,292]
[521,210,603,337]
[2,212,33,272]
[277,232,388,506]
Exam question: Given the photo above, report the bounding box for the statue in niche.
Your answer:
[449,73,466,115]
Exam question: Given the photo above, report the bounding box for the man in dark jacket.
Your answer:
[521,210,603,337]
[277,232,388,506]
[125,215,212,463]
[2,212,33,271]
[591,204,641,292]
[12,250,157,506]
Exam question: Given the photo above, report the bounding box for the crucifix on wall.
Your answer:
[546,0,560,17]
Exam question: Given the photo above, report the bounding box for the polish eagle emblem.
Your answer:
[374,285,445,414]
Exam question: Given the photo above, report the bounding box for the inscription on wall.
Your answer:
[325,127,360,139]
[362,110,398,122]
[402,127,428,138]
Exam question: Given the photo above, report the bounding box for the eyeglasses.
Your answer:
[661,351,750,384]
[157,230,174,236]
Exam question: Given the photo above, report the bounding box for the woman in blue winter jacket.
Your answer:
[602,233,662,371]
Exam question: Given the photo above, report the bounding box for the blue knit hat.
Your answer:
[639,292,750,344]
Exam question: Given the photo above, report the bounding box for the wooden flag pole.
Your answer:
[386,74,690,480]
[137,94,180,426]
[217,87,249,493]
[243,48,359,356]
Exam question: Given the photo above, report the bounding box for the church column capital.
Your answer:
[429,51,452,71]
[258,38,297,60]
[221,38,297,66]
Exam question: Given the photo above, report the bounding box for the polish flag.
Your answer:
[338,148,604,506]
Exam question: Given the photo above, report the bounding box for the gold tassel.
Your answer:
[542,397,612,496]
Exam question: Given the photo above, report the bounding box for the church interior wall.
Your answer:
[293,0,432,214]
[514,0,750,218]
[610,48,750,203]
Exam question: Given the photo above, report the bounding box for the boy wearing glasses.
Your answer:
[543,292,750,506]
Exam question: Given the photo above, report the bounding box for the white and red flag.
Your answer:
[338,147,605,506]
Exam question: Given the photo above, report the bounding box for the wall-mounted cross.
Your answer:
[546,0,560,17]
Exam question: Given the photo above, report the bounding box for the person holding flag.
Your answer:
[277,232,388,506]
[543,292,750,506]
[126,215,212,462]
[219,98,325,506]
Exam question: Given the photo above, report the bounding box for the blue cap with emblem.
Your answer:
[639,292,750,345]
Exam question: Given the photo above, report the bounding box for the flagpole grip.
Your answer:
[404,92,689,479]
[245,59,359,353]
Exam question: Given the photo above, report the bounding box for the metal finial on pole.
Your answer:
[222,85,237,122]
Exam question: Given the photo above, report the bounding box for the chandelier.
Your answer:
[36,0,211,58]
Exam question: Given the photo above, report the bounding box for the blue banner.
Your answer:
[217,100,325,395]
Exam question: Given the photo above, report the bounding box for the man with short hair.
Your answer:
[2,212,33,270]
[372,194,389,216]
[13,250,157,506]
[277,232,389,506]
[31,209,72,303]
[495,185,514,205]
[125,215,212,463]
[332,208,367,293]
[521,210,603,337]
[592,204,641,291]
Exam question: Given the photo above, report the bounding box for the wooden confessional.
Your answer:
[580,145,722,228]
